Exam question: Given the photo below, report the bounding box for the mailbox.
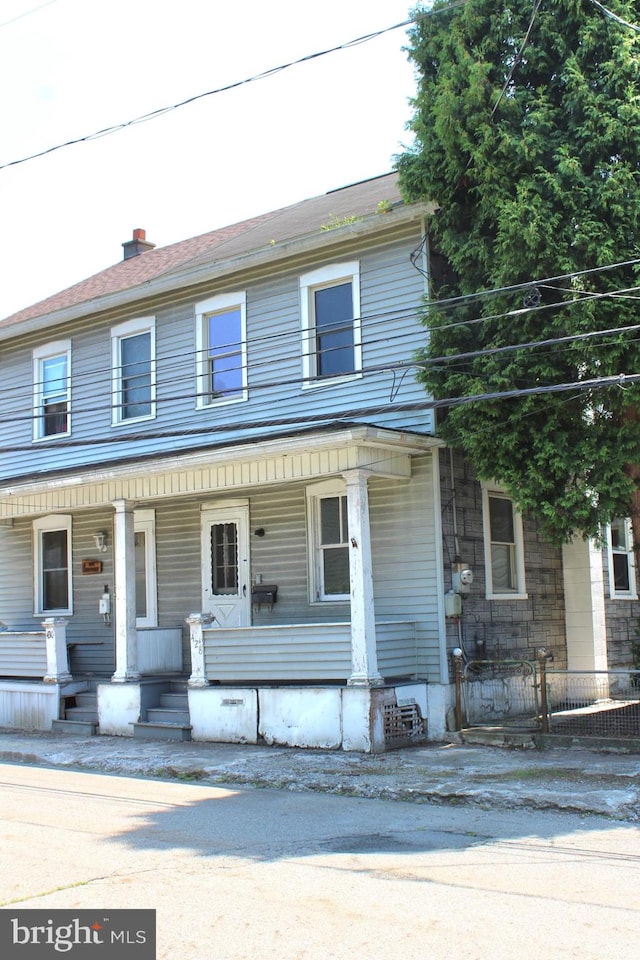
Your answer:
[251,584,278,611]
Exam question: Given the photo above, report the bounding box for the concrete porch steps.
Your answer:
[132,683,192,742]
[53,686,100,736]
[459,726,538,748]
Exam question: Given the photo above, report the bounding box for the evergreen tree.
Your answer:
[396,0,640,544]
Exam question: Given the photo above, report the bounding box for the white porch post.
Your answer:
[111,499,140,682]
[186,613,215,687]
[42,617,72,683]
[344,469,383,686]
[562,537,609,673]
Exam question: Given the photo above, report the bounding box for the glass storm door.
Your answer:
[201,506,250,627]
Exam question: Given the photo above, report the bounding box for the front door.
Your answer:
[201,505,251,627]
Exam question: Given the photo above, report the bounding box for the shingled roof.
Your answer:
[1,172,405,331]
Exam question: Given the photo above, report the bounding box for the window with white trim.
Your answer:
[33,515,73,615]
[195,293,247,407]
[134,509,158,627]
[606,518,637,598]
[300,262,361,385]
[111,317,156,423]
[306,480,350,601]
[481,486,527,598]
[33,341,71,440]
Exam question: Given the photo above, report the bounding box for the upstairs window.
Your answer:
[481,486,527,598]
[33,515,73,615]
[607,518,637,599]
[196,293,247,407]
[111,317,156,424]
[33,341,71,440]
[306,480,350,601]
[300,263,361,385]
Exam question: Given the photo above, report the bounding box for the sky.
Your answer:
[0,0,419,320]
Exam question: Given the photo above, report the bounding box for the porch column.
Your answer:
[111,499,140,682]
[561,537,608,672]
[42,618,72,683]
[344,470,383,686]
[186,613,215,687]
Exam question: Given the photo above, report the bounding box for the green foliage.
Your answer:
[320,214,362,231]
[397,0,640,542]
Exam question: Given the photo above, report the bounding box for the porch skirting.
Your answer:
[96,679,430,752]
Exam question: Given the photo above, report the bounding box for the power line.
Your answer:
[0,2,468,172]
[2,275,640,435]
[0,0,57,29]
[590,0,640,32]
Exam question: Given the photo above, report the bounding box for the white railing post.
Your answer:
[186,613,215,687]
[42,618,72,683]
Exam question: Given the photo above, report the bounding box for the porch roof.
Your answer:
[0,422,440,518]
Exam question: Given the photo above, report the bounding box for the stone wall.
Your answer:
[440,450,567,672]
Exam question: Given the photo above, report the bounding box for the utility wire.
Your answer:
[0,0,57,29]
[0,1,468,172]
[3,277,640,431]
[590,0,640,32]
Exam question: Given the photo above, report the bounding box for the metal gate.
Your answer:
[455,658,540,729]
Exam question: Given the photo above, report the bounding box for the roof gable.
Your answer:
[1,173,405,331]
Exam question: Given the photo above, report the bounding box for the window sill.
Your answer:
[610,593,638,601]
[111,414,156,428]
[32,433,71,444]
[302,372,363,390]
[196,394,247,410]
[485,593,529,601]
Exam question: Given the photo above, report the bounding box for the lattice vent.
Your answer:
[383,701,425,747]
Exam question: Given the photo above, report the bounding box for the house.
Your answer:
[0,173,635,749]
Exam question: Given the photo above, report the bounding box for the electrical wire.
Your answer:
[0,1,469,172]
[590,0,640,32]
[3,276,640,436]
[0,0,57,29]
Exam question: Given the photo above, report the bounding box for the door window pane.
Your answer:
[211,523,238,594]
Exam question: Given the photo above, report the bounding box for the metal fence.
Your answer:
[454,653,640,739]
[544,669,640,738]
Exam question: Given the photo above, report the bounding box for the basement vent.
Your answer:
[383,701,426,747]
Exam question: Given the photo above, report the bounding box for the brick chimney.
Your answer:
[122,228,156,260]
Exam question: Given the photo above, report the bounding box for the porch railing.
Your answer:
[0,619,71,682]
[187,618,418,685]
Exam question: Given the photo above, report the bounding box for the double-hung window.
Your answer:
[196,293,247,407]
[33,515,73,615]
[111,317,156,424]
[606,518,637,598]
[33,341,71,440]
[482,485,527,598]
[306,480,350,601]
[300,263,361,385]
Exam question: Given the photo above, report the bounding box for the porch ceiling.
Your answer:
[0,425,438,518]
